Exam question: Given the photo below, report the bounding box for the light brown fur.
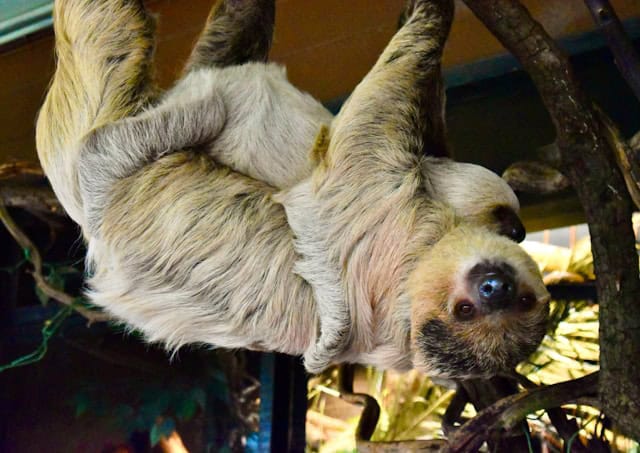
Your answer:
[36,0,549,376]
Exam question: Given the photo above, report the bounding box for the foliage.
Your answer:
[71,359,234,448]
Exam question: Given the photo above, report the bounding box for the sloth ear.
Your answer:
[493,206,526,243]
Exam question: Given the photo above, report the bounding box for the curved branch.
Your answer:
[583,0,640,102]
[0,201,110,324]
[0,184,64,216]
[337,364,381,441]
[442,372,599,453]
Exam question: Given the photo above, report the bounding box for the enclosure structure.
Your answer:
[0,0,639,451]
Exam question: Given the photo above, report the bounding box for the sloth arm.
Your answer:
[77,97,226,236]
[327,0,454,186]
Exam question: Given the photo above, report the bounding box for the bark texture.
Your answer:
[462,0,640,440]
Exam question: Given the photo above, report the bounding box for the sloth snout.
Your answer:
[477,270,516,311]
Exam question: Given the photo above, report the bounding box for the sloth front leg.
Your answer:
[183,0,275,73]
[284,0,456,371]
[78,96,226,236]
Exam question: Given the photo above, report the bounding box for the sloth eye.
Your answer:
[454,301,476,320]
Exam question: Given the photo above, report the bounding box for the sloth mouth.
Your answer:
[416,317,546,379]
[417,319,487,378]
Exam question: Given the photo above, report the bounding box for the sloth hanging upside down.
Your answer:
[36,0,549,377]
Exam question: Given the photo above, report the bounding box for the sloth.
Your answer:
[36,0,549,377]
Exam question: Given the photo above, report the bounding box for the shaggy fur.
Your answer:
[36,0,549,376]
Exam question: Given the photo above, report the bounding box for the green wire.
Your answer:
[0,304,73,373]
[566,428,580,452]
[523,425,534,453]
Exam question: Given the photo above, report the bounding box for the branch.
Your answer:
[0,201,110,324]
[337,364,381,441]
[583,0,640,101]
[0,184,64,217]
[0,160,44,180]
[442,372,599,453]
[502,161,570,194]
[0,160,65,217]
[596,106,640,209]
[462,0,640,440]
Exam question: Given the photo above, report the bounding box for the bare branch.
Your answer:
[583,0,640,101]
[0,161,44,180]
[0,200,109,324]
[502,161,570,194]
[0,184,64,216]
[442,372,599,453]
[596,106,640,209]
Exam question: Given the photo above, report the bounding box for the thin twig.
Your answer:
[0,200,109,324]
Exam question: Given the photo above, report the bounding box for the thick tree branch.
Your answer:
[462,0,640,440]
[502,160,570,194]
[442,372,599,453]
[0,161,44,180]
[0,160,65,218]
[0,184,65,217]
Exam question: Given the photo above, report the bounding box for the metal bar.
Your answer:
[256,353,307,453]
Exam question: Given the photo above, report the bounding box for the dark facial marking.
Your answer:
[418,319,485,377]
[467,261,518,312]
[493,206,526,243]
[517,293,538,312]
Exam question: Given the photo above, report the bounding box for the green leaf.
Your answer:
[176,397,198,422]
[150,418,176,446]
[46,268,66,291]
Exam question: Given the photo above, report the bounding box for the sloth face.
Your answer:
[408,225,549,379]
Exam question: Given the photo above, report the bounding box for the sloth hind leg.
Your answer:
[36,0,157,226]
[183,0,276,74]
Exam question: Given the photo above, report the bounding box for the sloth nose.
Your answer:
[477,271,516,310]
